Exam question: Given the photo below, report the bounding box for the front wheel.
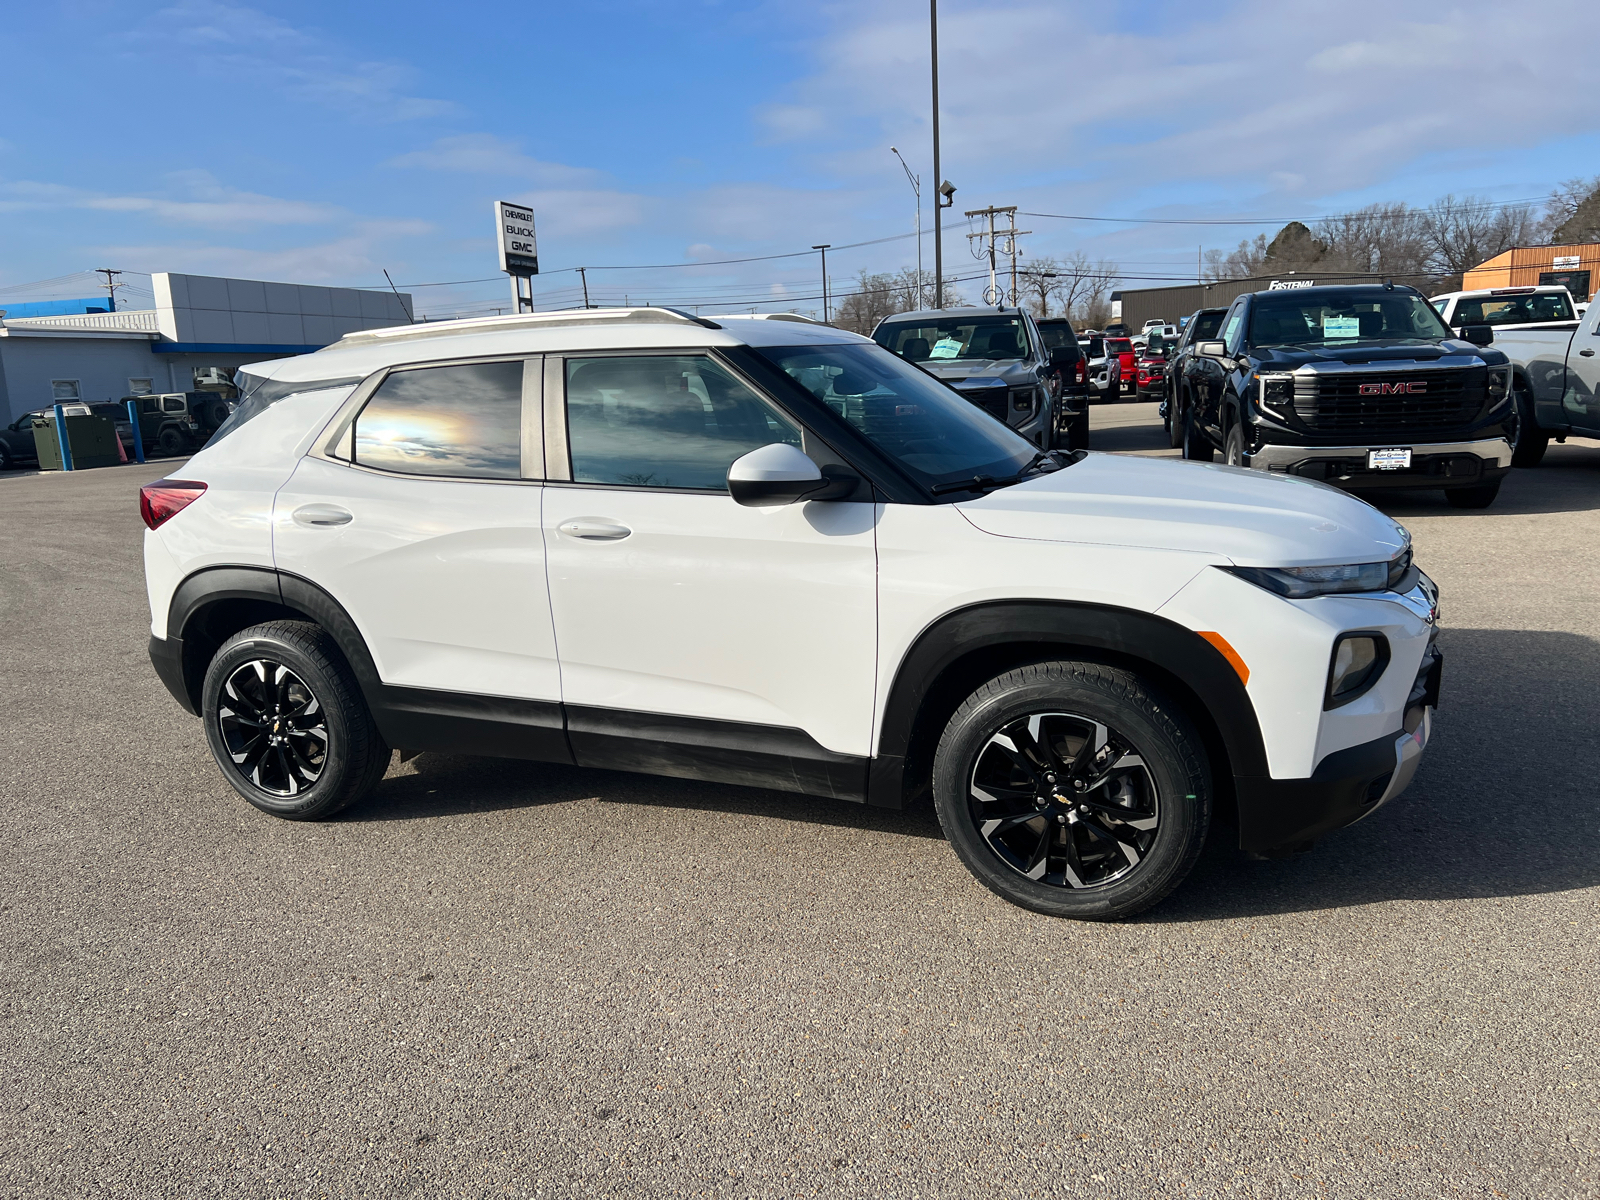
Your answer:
[1167,394,1186,449]
[1070,405,1090,452]
[1444,480,1502,509]
[202,620,390,820]
[932,661,1211,920]
[1223,423,1246,467]
[1182,407,1214,462]
[1509,384,1548,468]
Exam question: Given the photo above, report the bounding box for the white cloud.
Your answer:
[388,134,605,186]
[510,189,647,237]
[1,171,340,227]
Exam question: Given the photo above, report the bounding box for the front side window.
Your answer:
[756,343,1038,492]
[1189,311,1226,343]
[873,315,1031,363]
[51,380,80,402]
[354,360,523,479]
[1222,306,1246,353]
[565,355,801,490]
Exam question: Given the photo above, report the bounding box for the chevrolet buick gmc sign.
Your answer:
[495,201,539,276]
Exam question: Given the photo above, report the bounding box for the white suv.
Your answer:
[141,307,1440,920]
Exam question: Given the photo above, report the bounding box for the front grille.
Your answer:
[1293,368,1483,432]
[960,387,1009,421]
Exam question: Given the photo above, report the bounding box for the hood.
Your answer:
[1249,339,1494,367]
[922,359,1035,384]
[956,453,1407,566]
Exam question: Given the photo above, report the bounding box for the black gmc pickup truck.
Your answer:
[1180,283,1514,508]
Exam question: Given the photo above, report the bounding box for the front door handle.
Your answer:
[292,503,353,527]
[1580,348,1595,357]
[558,518,632,541]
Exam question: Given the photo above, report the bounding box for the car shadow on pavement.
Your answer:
[341,750,948,841]
[1372,442,1600,519]
[1152,627,1600,922]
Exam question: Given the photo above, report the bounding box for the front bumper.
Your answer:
[1235,637,1440,856]
[1248,436,1512,489]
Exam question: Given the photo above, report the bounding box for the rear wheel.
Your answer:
[1182,407,1214,462]
[1444,480,1502,509]
[932,661,1211,920]
[202,620,390,820]
[156,427,186,456]
[1167,393,1186,449]
[1509,383,1548,468]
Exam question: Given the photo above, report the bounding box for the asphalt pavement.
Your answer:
[1,407,1597,1199]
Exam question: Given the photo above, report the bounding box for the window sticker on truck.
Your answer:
[1323,315,1361,338]
[930,338,964,359]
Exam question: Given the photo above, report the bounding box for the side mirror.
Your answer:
[1197,340,1228,358]
[728,443,844,507]
[1459,324,1495,347]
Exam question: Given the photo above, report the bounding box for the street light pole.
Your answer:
[812,244,832,322]
[891,147,923,308]
[930,0,942,308]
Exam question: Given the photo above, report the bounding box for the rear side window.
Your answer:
[354,361,524,479]
[564,355,801,490]
[163,397,186,413]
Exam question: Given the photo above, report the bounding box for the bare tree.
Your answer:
[1423,194,1537,290]
[1017,255,1061,317]
[1203,234,1269,281]
[833,270,898,335]
[1543,176,1600,244]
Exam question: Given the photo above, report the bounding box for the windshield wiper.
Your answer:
[930,451,1074,496]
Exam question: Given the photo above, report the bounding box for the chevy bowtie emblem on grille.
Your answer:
[1359,381,1427,395]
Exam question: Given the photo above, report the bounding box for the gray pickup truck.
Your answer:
[1494,301,1600,466]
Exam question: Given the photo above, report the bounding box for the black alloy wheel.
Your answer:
[933,661,1210,920]
[202,620,390,819]
[157,427,186,457]
[1509,383,1549,468]
[218,659,328,797]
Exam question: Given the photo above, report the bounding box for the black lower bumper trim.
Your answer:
[1234,733,1400,856]
[148,635,196,715]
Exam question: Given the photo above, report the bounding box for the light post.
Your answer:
[812,244,832,322]
[890,146,923,308]
[930,0,943,308]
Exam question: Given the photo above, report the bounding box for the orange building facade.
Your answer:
[1462,242,1600,302]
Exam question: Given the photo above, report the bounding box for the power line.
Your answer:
[1023,194,1553,227]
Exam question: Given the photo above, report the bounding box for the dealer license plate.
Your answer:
[1368,448,1412,471]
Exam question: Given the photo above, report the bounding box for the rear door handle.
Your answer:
[558,518,632,541]
[292,503,353,527]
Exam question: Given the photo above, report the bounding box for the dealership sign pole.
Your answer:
[496,201,539,313]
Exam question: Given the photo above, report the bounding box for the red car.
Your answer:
[1105,337,1135,400]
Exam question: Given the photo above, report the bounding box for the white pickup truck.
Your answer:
[1430,285,1581,334]
[1493,298,1600,465]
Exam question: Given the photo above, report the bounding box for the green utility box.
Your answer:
[33,414,122,470]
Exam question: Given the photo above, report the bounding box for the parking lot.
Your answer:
[2,401,1597,1199]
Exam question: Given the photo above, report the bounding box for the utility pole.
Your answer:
[577,267,591,309]
[95,268,124,312]
[891,147,923,307]
[964,205,1028,307]
[812,245,832,322]
[930,0,943,308]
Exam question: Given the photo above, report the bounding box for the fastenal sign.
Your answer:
[495,201,539,276]
[1269,279,1315,290]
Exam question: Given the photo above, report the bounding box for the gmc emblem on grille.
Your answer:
[1359,381,1427,395]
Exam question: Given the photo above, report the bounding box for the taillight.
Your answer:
[1074,358,1087,384]
[140,478,207,530]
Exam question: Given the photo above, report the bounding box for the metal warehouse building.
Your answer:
[0,273,412,424]
[1109,272,1438,333]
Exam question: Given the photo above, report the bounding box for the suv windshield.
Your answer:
[1450,292,1575,326]
[1249,289,1452,348]
[755,343,1041,492]
[873,315,1031,363]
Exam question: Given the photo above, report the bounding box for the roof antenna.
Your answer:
[1383,277,1394,290]
[383,269,416,323]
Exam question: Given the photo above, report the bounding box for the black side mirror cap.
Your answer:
[1459,324,1494,347]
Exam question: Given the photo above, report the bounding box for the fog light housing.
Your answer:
[1325,632,1390,709]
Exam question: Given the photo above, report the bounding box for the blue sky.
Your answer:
[3,0,1598,317]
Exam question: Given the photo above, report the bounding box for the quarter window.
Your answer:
[564,355,801,490]
[354,360,524,479]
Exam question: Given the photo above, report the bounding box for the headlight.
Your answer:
[1224,546,1413,598]
[1325,632,1390,708]
[1487,366,1511,408]
[1258,374,1295,410]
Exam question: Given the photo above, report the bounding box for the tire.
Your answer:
[156,427,186,457]
[1444,480,1502,509]
[1181,407,1214,462]
[201,620,390,820]
[1509,383,1548,468]
[1223,422,1246,467]
[1108,378,1121,403]
[1167,394,1185,449]
[932,660,1211,920]
[1071,406,1090,452]
[0,446,12,471]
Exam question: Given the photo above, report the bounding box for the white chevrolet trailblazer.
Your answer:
[141,308,1441,919]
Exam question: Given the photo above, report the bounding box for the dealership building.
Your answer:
[0,273,412,424]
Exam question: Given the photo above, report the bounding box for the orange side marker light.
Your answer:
[1198,631,1249,686]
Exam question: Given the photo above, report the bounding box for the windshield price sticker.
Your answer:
[1323,315,1361,338]
[930,338,964,359]
[1369,448,1412,471]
